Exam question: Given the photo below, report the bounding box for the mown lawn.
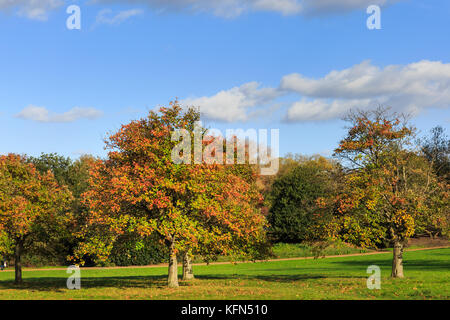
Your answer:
[0,248,448,300]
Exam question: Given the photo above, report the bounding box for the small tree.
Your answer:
[330,108,447,278]
[0,154,72,284]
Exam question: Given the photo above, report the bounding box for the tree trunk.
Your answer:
[391,241,404,278]
[182,252,195,281]
[167,240,179,288]
[14,241,23,285]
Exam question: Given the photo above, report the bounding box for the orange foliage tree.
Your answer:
[0,154,72,284]
[75,102,267,287]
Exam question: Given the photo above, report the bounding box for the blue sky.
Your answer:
[0,0,449,159]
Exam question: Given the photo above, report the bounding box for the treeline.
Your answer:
[0,103,448,286]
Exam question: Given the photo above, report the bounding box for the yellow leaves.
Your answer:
[392,209,415,238]
[366,199,377,211]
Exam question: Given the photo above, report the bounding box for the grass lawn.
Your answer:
[0,248,448,300]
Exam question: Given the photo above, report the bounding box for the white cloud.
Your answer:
[16,106,104,123]
[182,60,450,123]
[251,0,302,15]
[285,98,374,122]
[181,82,280,122]
[92,0,399,17]
[282,60,450,122]
[281,60,450,99]
[96,8,144,25]
[92,0,301,17]
[0,0,63,21]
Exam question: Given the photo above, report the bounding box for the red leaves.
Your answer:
[79,102,267,261]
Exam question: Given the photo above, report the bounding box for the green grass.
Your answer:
[191,240,370,263]
[271,241,369,258]
[0,248,448,300]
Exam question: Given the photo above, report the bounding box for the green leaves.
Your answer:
[268,158,336,243]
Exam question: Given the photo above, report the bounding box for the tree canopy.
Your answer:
[75,102,267,287]
[0,154,72,283]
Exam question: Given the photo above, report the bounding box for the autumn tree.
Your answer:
[329,107,447,278]
[0,154,72,284]
[76,102,267,287]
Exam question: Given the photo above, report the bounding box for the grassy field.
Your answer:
[0,248,448,300]
[270,241,369,258]
[191,241,370,263]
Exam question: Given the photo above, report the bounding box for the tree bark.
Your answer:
[167,239,179,288]
[14,240,23,285]
[391,241,404,278]
[182,252,195,281]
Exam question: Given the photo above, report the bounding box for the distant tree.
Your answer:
[420,126,450,181]
[0,154,72,284]
[415,127,450,239]
[29,153,72,186]
[29,153,95,199]
[28,153,95,265]
[328,107,447,278]
[267,157,337,243]
[411,156,449,239]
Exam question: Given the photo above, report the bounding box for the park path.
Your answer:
[1,245,449,273]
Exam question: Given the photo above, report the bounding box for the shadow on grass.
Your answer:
[0,275,170,292]
[0,272,335,292]
[195,274,327,282]
[11,256,442,292]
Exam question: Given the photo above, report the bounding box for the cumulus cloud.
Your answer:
[0,0,63,21]
[181,82,281,122]
[96,8,144,25]
[16,106,104,123]
[282,60,450,121]
[285,98,374,122]
[183,60,450,123]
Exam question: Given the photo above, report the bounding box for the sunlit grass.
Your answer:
[0,248,448,300]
